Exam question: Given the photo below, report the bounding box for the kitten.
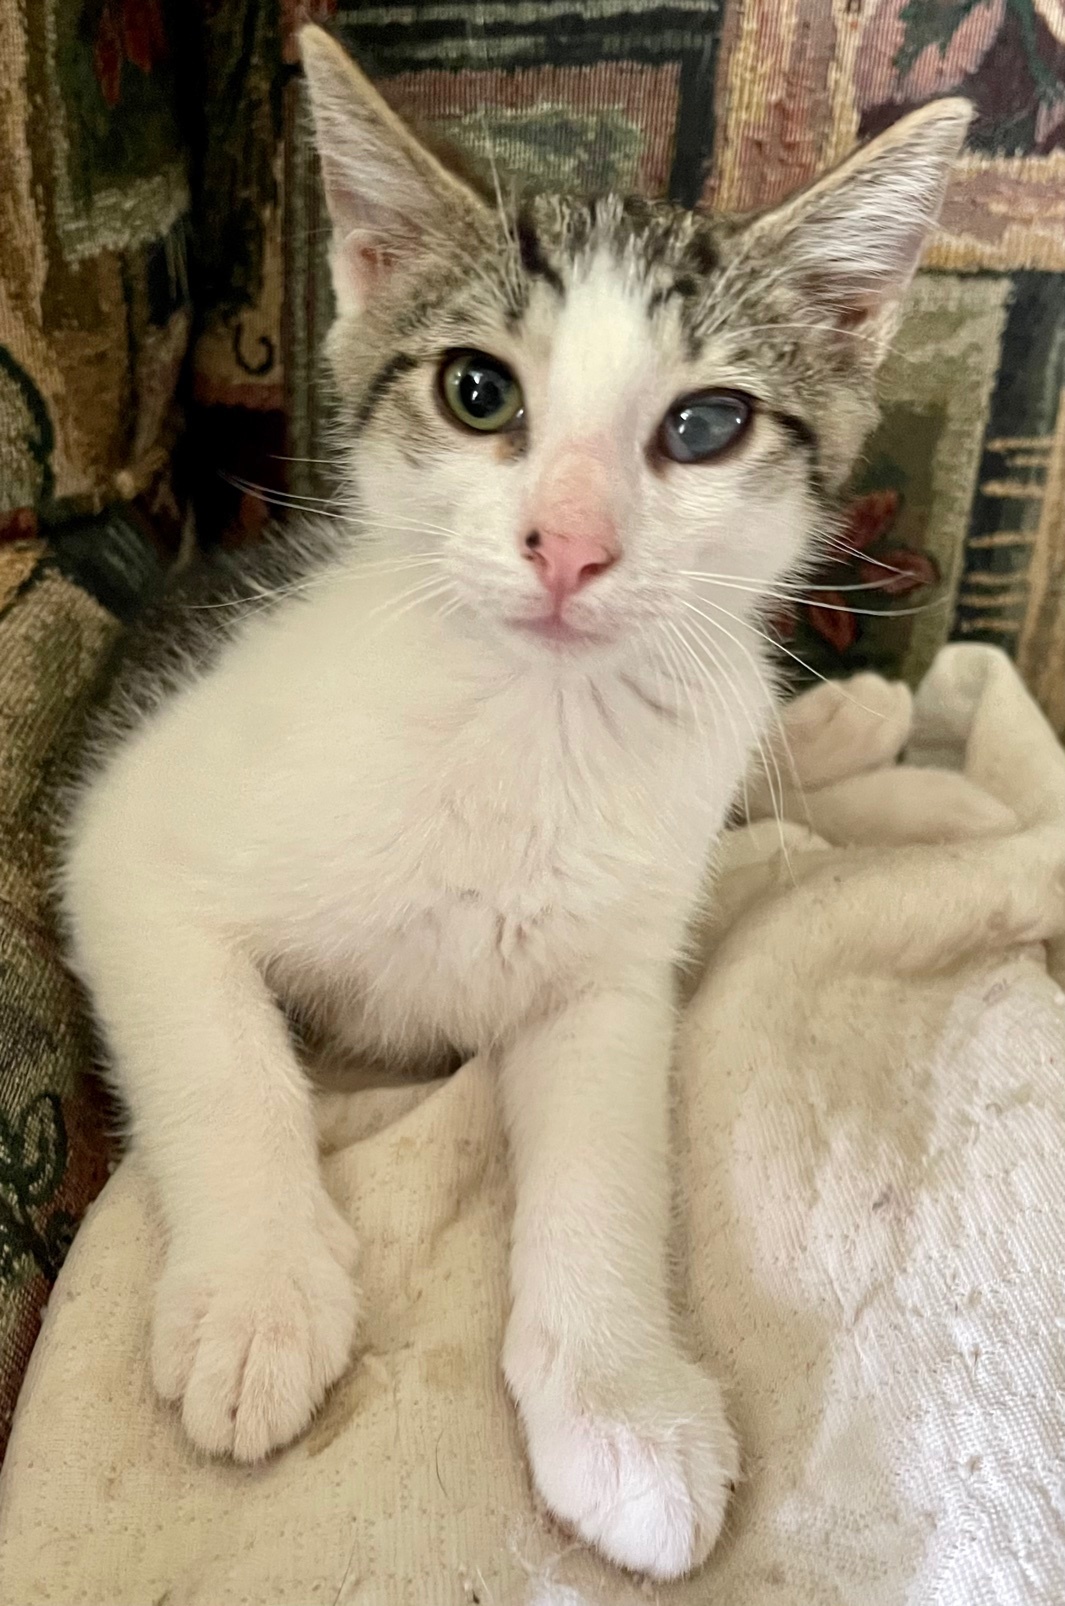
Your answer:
[59,25,969,1582]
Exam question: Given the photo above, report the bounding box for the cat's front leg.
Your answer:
[500,972,737,1580]
[64,844,360,1460]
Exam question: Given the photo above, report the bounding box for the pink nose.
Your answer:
[524,525,619,604]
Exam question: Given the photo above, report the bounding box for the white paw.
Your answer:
[511,1347,737,1581]
[152,1197,360,1462]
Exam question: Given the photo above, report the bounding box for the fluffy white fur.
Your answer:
[60,28,970,1583]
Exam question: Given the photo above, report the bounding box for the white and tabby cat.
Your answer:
[60,26,969,1581]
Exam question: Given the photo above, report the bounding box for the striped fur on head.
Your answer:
[302,25,970,668]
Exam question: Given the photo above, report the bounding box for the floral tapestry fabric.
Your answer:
[0,0,190,549]
[0,523,160,1458]
[0,0,183,1459]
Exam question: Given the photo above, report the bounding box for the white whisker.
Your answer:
[682,592,888,720]
[673,610,792,875]
[680,570,944,620]
[680,568,911,596]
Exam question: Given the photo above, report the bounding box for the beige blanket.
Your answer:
[2,644,1065,1606]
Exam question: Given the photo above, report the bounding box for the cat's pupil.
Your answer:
[459,361,510,420]
[661,393,751,463]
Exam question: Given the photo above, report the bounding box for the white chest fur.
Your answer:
[265,677,717,1055]
[71,567,754,1062]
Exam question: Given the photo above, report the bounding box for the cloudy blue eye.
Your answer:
[658,391,752,463]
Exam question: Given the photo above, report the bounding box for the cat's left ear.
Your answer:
[744,99,972,360]
[300,25,486,315]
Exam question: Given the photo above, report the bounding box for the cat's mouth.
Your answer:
[508,612,608,649]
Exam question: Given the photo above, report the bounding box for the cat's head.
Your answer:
[301,26,969,670]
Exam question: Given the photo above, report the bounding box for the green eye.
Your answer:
[440,350,524,433]
[658,390,752,463]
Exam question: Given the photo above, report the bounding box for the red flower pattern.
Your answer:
[773,489,939,654]
[0,508,38,544]
[93,0,168,109]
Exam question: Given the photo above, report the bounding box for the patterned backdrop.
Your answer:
[0,0,1064,1458]
[179,0,1065,725]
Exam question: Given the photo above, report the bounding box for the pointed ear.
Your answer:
[743,99,972,358]
[299,25,485,315]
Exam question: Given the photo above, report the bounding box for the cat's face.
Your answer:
[331,197,844,667]
[303,27,970,672]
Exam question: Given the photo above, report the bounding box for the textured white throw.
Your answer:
[2,644,1064,1606]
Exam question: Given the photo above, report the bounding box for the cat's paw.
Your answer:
[511,1346,737,1581]
[151,1198,360,1462]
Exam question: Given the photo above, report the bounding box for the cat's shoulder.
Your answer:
[92,518,340,739]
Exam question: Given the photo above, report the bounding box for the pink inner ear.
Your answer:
[800,267,898,334]
[320,155,413,310]
[358,243,396,282]
[330,235,399,312]
[837,300,873,331]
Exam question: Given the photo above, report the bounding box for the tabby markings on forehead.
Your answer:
[355,351,420,430]
[646,272,702,318]
[516,209,565,298]
[394,279,485,339]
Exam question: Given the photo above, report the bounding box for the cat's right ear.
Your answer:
[739,98,972,361]
[300,26,484,315]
